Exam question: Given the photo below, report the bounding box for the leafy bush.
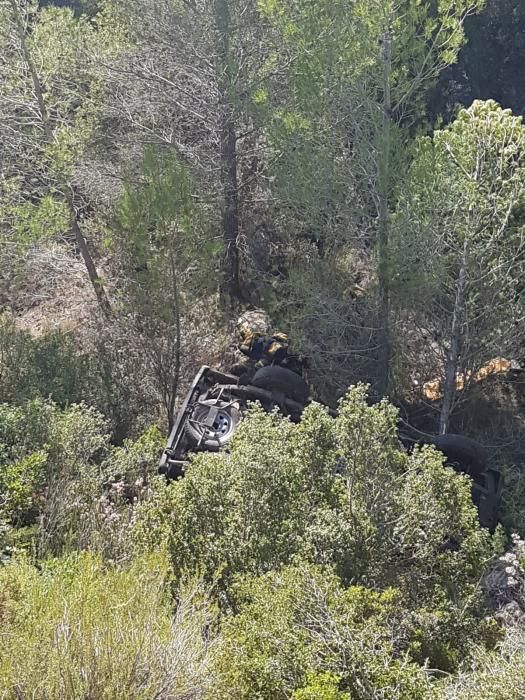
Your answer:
[66,426,165,563]
[0,551,216,700]
[0,399,110,558]
[499,462,525,535]
[0,317,147,440]
[38,414,163,561]
[442,629,525,700]
[0,401,55,556]
[103,425,164,484]
[132,477,179,556]
[293,673,351,700]
[0,318,92,407]
[0,399,54,463]
[0,399,161,561]
[0,451,47,525]
[163,390,402,587]
[132,386,495,672]
[165,387,492,593]
[211,562,437,700]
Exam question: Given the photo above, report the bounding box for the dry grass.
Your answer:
[0,551,217,700]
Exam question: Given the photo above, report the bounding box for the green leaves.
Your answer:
[0,551,215,699]
[213,563,438,699]
[393,100,525,370]
[114,146,219,319]
[293,673,351,700]
[0,0,104,269]
[119,148,193,237]
[0,396,110,556]
[162,385,492,626]
[0,451,47,527]
[6,196,70,249]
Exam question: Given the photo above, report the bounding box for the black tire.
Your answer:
[251,365,309,404]
[474,470,502,532]
[429,434,488,475]
[184,399,241,449]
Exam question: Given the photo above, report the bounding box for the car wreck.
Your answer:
[159,364,503,532]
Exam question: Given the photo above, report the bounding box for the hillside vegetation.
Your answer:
[1,0,525,698]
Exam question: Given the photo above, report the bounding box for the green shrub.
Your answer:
[211,562,438,700]
[103,425,164,484]
[0,318,92,407]
[0,400,162,563]
[46,401,110,473]
[38,418,163,561]
[132,477,180,555]
[166,390,407,588]
[499,462,525,534]
[0,399,54,463]
[0,551,216,699]
[167,386,492,595]
[0,317,144,440]
[292,673,351,700]
[0,451,47,525]
[150,386,495,672]
[0,401,55,555]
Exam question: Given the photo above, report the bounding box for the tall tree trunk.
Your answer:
[220,115,241,301]
[440,236,468,434]
[67,194,112,318]
[9,0,111,318]
[215,0,242,302]
[167,249,181,431]
[376,23,392,399]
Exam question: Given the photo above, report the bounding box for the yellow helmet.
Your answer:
[238,322,252,341]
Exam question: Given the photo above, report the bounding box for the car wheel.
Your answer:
[184,399,241,449]
[475,470,502,532]
[429,434,488,475]
[251,365,309,404]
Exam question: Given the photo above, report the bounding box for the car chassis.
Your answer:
[158,365,308,479]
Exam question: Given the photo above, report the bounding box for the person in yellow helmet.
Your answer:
[230,323,293,382]
[238,326,290,366]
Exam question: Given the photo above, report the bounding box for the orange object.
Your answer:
[422,357,512,401]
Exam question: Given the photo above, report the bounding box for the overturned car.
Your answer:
[158,365,502,531]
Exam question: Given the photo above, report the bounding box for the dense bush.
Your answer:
[134,386,497,672]
[0,0,523,693]
[0,400,56,557]
[163,388,491,581]
[211,562,437,700]
[0,383,514,696]
[0,318,92,407]
[443,629,525,699]
[0,317,148,440]
[499,462,525,535]
[0,398,163,561]
[36,408,165,561]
